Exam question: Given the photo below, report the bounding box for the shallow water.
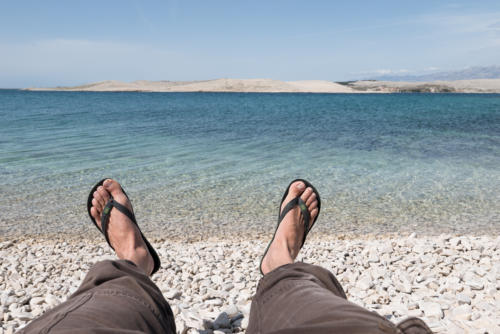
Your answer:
[1,90,499,237]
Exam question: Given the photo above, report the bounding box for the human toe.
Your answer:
[90,206,101,225]
[103,179,131,207]
[280,181,306,212]
[92,197,103,212]
[289,181,305,197]
[310,208,319,222]
[300,187,314,203]
[308,199,318,211]
[96,186,110,204]
[305,192,317,206]
[93,189,106,207]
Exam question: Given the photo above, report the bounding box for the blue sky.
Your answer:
[1,0,500,87]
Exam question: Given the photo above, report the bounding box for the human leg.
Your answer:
[20,179,176,333]
[20,260,175,333]
[248,180,432,334]
[248,260,404,334]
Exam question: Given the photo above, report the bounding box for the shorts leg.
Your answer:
[19,260,176,334]
[247,262,398,334]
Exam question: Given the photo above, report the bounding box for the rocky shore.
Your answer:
[344,79,500,93]
[1,234,499,333]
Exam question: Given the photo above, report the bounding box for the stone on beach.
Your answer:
[214,312,232,329]
[1,234,499,334]
[165,289,182,300]
[356,274,374,291]
[420,302,443,319]
[456,293,471,305]
[451,304,472,321]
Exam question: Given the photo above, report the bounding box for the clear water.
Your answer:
[1,90,499,237]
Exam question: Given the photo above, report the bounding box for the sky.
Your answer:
[1,0,500,87]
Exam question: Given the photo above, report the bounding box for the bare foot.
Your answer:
[89,179,154,275]
[260,181,319,275]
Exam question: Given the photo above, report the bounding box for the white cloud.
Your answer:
[354,68,411,76]
[407,11,500,66]
[418,12,500,34]
[351,66,447,79]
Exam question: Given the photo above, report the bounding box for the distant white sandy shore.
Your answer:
[26,78,500,93]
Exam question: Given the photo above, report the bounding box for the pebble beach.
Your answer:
[1,233,499,334]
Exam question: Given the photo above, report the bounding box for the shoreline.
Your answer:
[24,78,500,93]
[2,229,499,245]
[2,233,499,333]
[12,89,500,94]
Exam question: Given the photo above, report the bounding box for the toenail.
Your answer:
[297,182,305,190]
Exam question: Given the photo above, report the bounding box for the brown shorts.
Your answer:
[21,260,431,334]
[19,260,176,334]
[247,262,432,334]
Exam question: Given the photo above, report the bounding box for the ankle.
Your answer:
[262,239,294,273]
[274,235,300,261]
[126,246,153,274]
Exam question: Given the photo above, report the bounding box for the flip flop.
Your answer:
[260,178,321,275]
[87,178,161,275]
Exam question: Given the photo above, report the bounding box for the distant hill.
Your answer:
[370,66,500,82]
[26,79,355,93]
[26,78,500,93]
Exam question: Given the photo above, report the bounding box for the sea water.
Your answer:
[1,90,499,236]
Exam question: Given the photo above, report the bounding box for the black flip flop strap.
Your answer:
[278,196,311,246]
[101,198,137,249]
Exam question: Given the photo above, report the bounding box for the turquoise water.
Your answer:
[1,90,499,237]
